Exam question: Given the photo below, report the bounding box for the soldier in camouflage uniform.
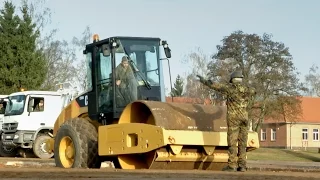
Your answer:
[197,71,255,172]
[115,56,138,106]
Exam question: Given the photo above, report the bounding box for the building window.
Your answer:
[313,129,319,141]
[271,128,276,141]
[260,129,266,141]
[302,128,308,141]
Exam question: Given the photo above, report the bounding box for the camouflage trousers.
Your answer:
[226,117,249,169]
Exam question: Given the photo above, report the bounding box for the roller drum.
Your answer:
[113,100,233,170]
[118,100,228,132]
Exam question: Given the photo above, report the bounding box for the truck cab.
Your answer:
[0,96,8,135]
[0,84,78,158]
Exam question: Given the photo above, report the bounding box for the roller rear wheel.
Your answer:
[54,118,101,168]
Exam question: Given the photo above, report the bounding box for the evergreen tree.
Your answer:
[170,74,184,97]
[0,1,21,94]
[17,2,46,90]
[0,1,46,94]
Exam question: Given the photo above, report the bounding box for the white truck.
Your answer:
[0,95,8,140]
[0,83,78,159]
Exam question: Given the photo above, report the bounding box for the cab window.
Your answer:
[28,97,44,112]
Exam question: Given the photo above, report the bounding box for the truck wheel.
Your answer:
[54,118,101,168]
[33,134,54,159]
[0,143,17,157]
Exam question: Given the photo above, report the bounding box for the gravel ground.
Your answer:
[0,157,319,179]
[0,166,319,180]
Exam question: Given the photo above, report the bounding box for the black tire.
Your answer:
[33,134,54,159]
[0,142,17,157]
[54,118,101,168]
[18,148,36,158]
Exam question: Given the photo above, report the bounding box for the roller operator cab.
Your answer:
[48,35,259,170]
[84,35,171,121]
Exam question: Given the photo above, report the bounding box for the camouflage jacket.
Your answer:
[206,82,255,120]
[115,65,135,88]
[34,105,44,112]
[0,108,4,114]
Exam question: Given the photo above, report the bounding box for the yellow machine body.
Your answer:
[46,99,259,170]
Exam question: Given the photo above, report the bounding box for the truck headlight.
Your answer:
[14,135,19,139]
[23,134,33,141]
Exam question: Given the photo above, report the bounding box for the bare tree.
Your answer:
[209,30,307,132]
[71,26,92,92]
[19,0,77,90]
[22,0,52,31]
[13,1,91,92]
[304,64,320,97]
[39,29,77,90]
[181,47,212,99]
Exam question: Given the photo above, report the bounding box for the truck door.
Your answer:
[22,95,47,131]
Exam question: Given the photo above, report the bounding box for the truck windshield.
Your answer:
[0,101,6,115]
[4,95,26,116]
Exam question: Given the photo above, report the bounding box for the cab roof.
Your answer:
[8,91,61,97]
[86,36,161,48]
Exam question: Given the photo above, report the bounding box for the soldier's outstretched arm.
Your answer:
[196,75,228,93]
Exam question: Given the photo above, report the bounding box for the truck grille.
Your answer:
[2,123,18,133]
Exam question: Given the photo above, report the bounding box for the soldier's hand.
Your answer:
[116,80,121,86]
[196,75,205,83]
[196,75,213,86]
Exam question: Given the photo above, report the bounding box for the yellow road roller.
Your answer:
[44,34,259,170]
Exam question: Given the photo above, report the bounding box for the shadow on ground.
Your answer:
[280,149,320,162]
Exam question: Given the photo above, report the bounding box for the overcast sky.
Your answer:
[7,0,320,94]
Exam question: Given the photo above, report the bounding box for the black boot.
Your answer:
[222,166,237,172]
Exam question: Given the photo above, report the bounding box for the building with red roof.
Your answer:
[166,96,320,150]
[259,96,320,150]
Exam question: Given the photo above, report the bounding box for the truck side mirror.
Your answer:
[164,47,171,58]
[161,41,171,58]
[28,99,34,112]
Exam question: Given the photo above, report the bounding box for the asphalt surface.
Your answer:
[0,158,319,179]
[1,158,320,172]
[0,167,319,180]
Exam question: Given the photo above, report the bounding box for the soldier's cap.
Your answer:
[122,56,129,62]
[229,70,244,82]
